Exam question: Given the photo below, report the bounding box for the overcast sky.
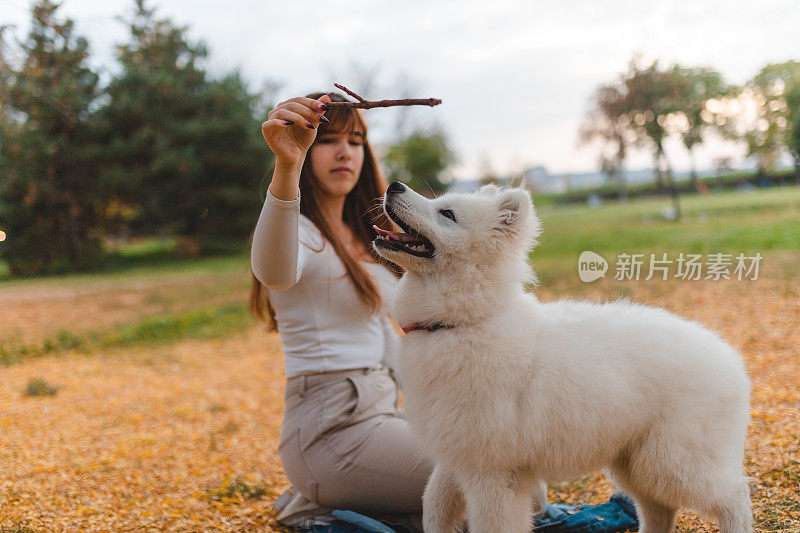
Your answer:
[2,0,799,179]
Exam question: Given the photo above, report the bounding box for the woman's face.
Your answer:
[309,130,366,199]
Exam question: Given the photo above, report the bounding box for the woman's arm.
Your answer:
[250,183,303,290]
[250,95,330,289]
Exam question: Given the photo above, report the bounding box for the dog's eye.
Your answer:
[438,209,456,223]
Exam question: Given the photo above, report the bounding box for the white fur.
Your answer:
[374,183,752,533]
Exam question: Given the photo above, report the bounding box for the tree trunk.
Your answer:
[689,148,698,190]
[665,163,681,221]
[653,150,666,193]
[794,155,800,183]
[653,165,664,193]
[615,168,628,202]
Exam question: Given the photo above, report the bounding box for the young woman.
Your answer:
[250,92,431,527]
[250,92,639,532]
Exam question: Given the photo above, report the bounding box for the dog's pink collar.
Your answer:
[401,322,455,334]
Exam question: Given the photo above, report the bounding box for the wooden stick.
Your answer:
[326,83,442,109]
[335,83,365,102]
[326,98,442,109]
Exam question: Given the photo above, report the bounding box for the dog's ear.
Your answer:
[495,189,531,232]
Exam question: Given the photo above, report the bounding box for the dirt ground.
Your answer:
[0,269,798,531]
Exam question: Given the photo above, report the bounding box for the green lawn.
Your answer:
[3,185,799,290]
[532,186,800,285]
[0,249,249,287]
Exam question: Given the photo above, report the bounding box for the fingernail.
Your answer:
[326,92,334,99]
[319,115,330,124]
[305,121,315,129]
[318,103,328,111]
[283,120,294,126]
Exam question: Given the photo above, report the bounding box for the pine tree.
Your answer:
[0,1,103,275]
[98,0,271,253]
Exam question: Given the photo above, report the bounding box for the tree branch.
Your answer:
[335,83,365,102]
[326,83,442,109]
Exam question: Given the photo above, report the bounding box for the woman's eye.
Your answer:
[439,209,456,222]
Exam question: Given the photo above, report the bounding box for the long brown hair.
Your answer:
[249,92,401,331]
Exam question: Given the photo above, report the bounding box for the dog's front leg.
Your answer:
[461,473,535,533]
[423,464,466,533]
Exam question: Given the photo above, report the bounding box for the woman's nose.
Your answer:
[335,142,353,160]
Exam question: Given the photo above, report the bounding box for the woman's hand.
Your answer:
[261,94,332,165]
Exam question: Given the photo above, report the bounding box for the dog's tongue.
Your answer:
[373,224,419,243]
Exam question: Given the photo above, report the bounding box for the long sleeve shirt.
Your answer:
[251,189,399,378]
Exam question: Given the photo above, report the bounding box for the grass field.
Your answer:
[1,186,799,531]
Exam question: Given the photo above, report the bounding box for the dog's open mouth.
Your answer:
[373,212,434,258]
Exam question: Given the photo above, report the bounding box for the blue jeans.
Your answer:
[304,493,639,533]
[533,493,639,532]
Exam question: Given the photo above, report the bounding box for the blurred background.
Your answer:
[1,0,799,275]
[0,1,798,531]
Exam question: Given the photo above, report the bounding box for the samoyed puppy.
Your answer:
[373,181,752,533]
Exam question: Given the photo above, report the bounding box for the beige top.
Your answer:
[251,189,399,377]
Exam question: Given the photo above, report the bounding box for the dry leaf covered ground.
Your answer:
[1,252,798,531]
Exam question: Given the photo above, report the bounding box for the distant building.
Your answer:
[522,166,606,193]
[521,165,557,192]
[446,180,482,194]
[447,161,774,195]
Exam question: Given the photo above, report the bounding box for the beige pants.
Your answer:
[279,367,432,516]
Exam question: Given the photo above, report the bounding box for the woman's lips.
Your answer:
[332,168,352,174]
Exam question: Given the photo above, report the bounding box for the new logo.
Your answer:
[578,251,608,282]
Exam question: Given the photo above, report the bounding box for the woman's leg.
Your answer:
[281,368,432,516]
[308,413,432,515]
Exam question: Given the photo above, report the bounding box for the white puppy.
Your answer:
[373,182,752,533]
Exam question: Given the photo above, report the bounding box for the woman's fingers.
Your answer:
[260,117,313,160]
[269,99,328,127]
[261,118,290,138]
[290,96,331,113]
[268,107,318,129]
[260,94,334,158]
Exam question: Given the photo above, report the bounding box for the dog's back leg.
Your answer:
[460,473,536,533]
[609,454,675,533]
[636,496,677,533]
[715,480,752,533]
[423,465,466,533]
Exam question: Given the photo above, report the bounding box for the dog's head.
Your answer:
[373,182,541,279]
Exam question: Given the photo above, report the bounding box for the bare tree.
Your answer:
[669,66,729,188]
[746,61,800,179]
[621,59,689,218]
[579,83,634,201]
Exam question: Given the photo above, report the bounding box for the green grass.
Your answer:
[0,252,250,293]
[753,498,800,531]
[204,475,269,502]
[0,302,254,367]
[2,185,798,366]
[532,185,800,285]
[24,378,60,397]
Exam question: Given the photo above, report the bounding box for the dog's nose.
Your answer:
[387,181,406,194]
